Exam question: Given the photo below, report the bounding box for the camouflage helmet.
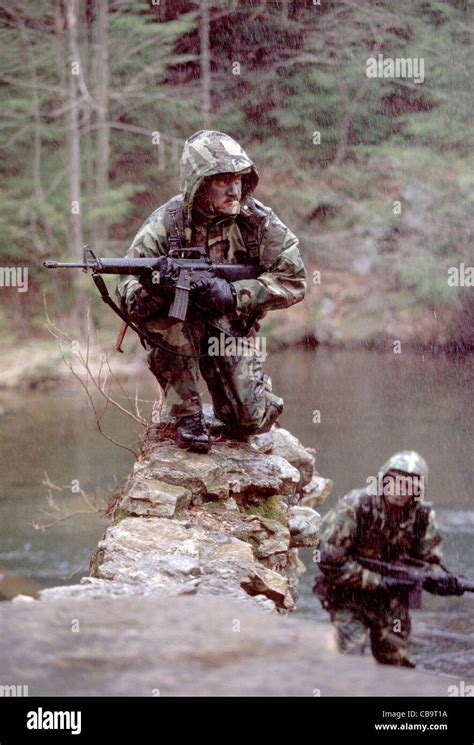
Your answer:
[379,450,428,480]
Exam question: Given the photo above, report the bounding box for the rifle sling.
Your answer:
[91,273,248,360]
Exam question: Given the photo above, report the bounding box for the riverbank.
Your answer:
[0,336,144,391]
[0,325,472,392]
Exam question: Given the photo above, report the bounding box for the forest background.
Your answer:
[1,0,473,374]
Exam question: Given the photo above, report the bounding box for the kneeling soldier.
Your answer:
[117,130,306,453]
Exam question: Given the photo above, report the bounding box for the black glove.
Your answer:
[190,276,236,317]
[139,256,180,298]
[423,575,464,596]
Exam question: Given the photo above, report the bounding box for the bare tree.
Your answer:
[66,0,86,329]
[95,0,110,255]
[200,0,211,128]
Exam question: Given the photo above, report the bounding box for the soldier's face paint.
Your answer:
[206,173,242,215]
[382,470,420,508]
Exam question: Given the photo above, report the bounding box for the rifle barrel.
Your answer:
[358,556,474,593]
[43,259,155,272]
[43,257,261,278]
[43,261,86,269]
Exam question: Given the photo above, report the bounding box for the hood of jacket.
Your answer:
[179,130,259,229]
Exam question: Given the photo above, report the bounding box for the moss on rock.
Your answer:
[112,508,127,524]
[244,495,287,525]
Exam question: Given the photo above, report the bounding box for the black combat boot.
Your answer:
[175,411,211,453]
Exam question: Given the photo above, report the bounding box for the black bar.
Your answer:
[0,697,472,743]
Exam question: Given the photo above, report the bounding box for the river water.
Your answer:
[0,348,472,679]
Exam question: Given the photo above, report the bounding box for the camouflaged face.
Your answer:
[379,451,429,480]
[179,130,259,225]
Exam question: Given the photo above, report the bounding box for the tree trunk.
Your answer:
[200,0,211,128]
[66,0,86,335]
[95,0,110,256]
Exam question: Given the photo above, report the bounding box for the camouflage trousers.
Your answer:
[327,593,413,667]
[145,316,283,437]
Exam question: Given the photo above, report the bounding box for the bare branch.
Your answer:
[43,297,145,458]
[34,472,101,532]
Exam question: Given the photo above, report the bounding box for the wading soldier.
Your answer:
[117,130,306,453]
[313,451,463,667]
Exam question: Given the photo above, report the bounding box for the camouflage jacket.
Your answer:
[117,130,306,337]
[317,488,444,592]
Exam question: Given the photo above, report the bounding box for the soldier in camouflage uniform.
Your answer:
[117,130,306,452]
[313,451,461,668]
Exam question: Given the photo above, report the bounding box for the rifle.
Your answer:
[357,555,474,608]
[43,246,262,354]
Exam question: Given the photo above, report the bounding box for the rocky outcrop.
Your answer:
[42,410,332,613]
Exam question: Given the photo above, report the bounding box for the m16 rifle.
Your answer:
[357,555,474,608]
[43,246,262,354]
